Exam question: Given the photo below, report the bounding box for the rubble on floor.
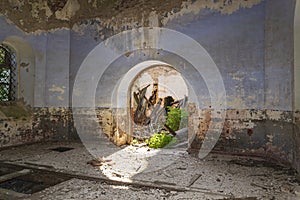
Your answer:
[0,141,299,199]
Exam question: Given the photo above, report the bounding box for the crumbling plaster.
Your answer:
[70,0,299,172]
[0,0,299,172]
[0,0,263,34]
[295,0,300,110]
[294,0,300,176]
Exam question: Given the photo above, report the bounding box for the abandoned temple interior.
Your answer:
[0,0,300,199]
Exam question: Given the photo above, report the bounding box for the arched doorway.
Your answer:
[128,64,189,147]
[110,60,195,148]
[72,27,226,161]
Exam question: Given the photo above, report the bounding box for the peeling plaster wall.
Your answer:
[295,111,300,172]
[165,1,266,110]
[294,0,300,175]
[0,106,77,148]
[0,0,299,172]
[0,12,73,147]
[95,51,206,108]
[188,105,295,165]
[33,107,77,142]
[69,0,298,170]
[181,0,296,169]
[265,0,294,111]
[295,0,300,110]
[0,103,35,147]
[264,0,296,170]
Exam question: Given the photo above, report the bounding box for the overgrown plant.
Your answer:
[166,106,188,131]
[145,132,174,148]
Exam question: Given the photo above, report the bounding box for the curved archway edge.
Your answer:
[72,27,227,159]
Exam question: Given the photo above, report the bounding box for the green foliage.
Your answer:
[166,107,188,131]
[131,139,139,145]
[146,132,174,148]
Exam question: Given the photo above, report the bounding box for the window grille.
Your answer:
[0,45,17,101]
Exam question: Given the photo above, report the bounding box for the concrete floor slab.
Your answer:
[0,141,299,199]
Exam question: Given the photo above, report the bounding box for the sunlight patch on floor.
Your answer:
[99,145,186,182]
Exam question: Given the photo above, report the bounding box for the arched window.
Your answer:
[0,44,17,101]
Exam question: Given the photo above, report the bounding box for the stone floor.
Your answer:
[0,141,299,200]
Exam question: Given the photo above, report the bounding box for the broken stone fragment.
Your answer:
[87,158,112,167]
[87,159,102,166]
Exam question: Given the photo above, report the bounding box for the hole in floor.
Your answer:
[0,165,22,176]
[0,171,71,194]
[50,147,74,152]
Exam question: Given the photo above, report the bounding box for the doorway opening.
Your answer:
[128,64,189,148]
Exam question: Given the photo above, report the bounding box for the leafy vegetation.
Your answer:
[145,132,174,148]
[166,106,188,131]
[144,107,188,149]
[131,139,140,145]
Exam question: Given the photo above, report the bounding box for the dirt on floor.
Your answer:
[0,141,299,200]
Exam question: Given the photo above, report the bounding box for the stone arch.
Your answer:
[2,36,35,106]
[111,60,196,109]
[111,60,193,144]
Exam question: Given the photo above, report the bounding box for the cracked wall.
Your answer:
[188,105,295,166]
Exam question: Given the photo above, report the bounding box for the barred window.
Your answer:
[0,45,17,101]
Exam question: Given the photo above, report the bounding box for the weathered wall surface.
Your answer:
[0,102,35,147]
[265,0,294,110]
[0,104,76,148]
[33,107,77,141]
[0,5,74,147]
[0,0,299,172]
[69,0,299,171]
[45,30,70,107]
[264,0,297,170]
[188,106,295,164]
[166,2,266,110]
[182,0,297,170]
[294,0,300,174]
[295,111,300,172]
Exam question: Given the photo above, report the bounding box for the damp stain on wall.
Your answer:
[0,0,263,33]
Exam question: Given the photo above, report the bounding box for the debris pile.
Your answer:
[131,83,188,148]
